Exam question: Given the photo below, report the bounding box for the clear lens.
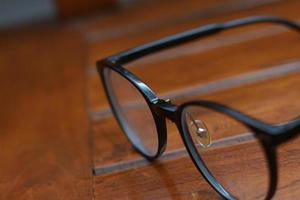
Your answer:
[276,131,300,198]
[181,105,269,199]
[103,68,159,156]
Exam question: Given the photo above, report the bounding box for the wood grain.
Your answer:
[88,1,300,199]
[0,26,93,199]
[1,0,299,199]
[94,134,300,200]
[88,32,300,115]
[76,0,278,42]
[85,0,300,117]
[92,71,300,172]
[86,0,300,67]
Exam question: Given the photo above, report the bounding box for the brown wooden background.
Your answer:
[56,0,115,18]
[0,0,299,199]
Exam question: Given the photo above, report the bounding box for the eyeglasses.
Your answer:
[97,16,300,200]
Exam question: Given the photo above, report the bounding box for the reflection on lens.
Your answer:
[182,105,269,200]
[103,68,159,156]
[186,111,211,148]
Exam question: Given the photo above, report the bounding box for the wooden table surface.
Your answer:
[0,0,299,199]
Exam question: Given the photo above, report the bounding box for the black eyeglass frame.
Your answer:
[97,16,300,200]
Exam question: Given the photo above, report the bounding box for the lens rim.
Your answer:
[98,60,281,199]
[178,104,236,199]
[177,101,276,200]
[99,63,167,159]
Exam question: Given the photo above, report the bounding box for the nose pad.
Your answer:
[187,113,211,148]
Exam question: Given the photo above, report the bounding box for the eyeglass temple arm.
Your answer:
[195,100,300,136]
[105,16,300,65]
[273,117,300,135]
[222,106,300,136]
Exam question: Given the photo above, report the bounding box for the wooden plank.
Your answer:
[94,133,300,199]
[0,26,93,199]
[1,0,298,199]
[86,0,300,66]
[76,0,281,42]
[277,136,300,199]
[89,0,300,176]
[82,1,300,199]
[88,31,300,116]
[85,0,300,117]
[92,71,300,172]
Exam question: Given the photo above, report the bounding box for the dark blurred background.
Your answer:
[0,0,139,30]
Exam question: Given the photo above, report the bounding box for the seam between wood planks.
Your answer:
[86,20,300,74]
[82,0,280,43]
[93,133,254,176]
[89,60,300,121]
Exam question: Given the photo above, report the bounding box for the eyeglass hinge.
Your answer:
[153,99,178,122]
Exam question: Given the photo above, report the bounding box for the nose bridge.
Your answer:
[186,112,211,148]
[153,99,178,122]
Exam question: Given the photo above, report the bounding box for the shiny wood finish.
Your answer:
[86,0,300,114]
[0,0,299,199]
[87,0,300,199]
[89,0,300,170]
[0,27,93,199]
